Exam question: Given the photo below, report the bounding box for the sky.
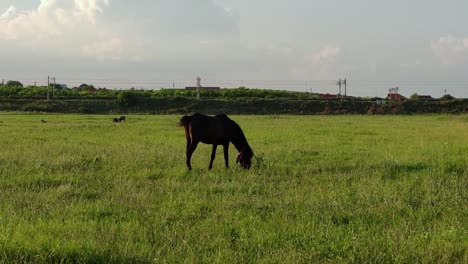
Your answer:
[1,0,468,97]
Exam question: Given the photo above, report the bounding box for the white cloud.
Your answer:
[0,1,60,40]
[400,60,422,69]
[431,35,468,66]
[294,44,342,79]
[312,44,341,65]
[37,0,57,13]
[0,0,109,40]
[82,37,123,60]
[0,5,17,20]
[0,0,243,65]
[74,0,110,24]
[263,43,294,57]
[285,44,345,80]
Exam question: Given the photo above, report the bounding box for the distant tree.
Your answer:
[409,93,419,100]
[117,91,139,107]
[441,94,455,100]
[6,80,23,87]
[51,83,67,91]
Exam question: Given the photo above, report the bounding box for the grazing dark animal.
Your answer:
[180,113,253,170]
[113,116,127,123]
[41,119,47,123]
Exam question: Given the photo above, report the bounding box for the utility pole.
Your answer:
[337,78,342,96]
[47,76,50,101]
[197,76,201,100]
[343,78,347,98]
[52,76,56,98]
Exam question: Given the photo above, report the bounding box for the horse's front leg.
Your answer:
[209,144,218,170]
[186,141,199,170]
[223,143,229,168]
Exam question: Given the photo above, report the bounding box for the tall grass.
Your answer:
[0,113,466,263]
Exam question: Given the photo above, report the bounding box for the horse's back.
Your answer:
[215,113,230,120]
[189,113,226,144]
[190,113,216,127]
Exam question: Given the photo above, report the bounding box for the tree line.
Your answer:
[0,80,460,102]
[0,81,318,100]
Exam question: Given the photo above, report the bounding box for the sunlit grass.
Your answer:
[0,113,466,263]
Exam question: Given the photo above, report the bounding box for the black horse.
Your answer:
[113,116,127,123]
[180,113,253,170]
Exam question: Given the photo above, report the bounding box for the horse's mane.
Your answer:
[216,115,249,149]
[219,116,253,169]
[231,121,249,145]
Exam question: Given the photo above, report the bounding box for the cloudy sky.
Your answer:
[1,0,467,97]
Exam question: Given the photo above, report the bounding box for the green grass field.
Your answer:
[0,113,466,263]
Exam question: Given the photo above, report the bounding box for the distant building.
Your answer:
[416,95,433,100]
[376,99,387,105]
[318,93,339,99]
[387,93,406,101]
[185,86,221,91]
[74,83,97,94]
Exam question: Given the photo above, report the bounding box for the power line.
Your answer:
[3,76,467,97]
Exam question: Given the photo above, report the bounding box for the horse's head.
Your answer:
[236,146,253,169]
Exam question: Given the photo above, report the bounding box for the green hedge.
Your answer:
[0,97,466,115]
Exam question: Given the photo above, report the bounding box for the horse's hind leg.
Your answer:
[209,145,218,170]
[186,138,191,156]
[184,126,191,151]
[186,141,199,170]
[184,126,192,169]
[223,143,229,168]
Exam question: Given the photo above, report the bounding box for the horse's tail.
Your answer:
[179,115,192,128]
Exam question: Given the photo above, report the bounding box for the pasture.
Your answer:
[0,113,466,263]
